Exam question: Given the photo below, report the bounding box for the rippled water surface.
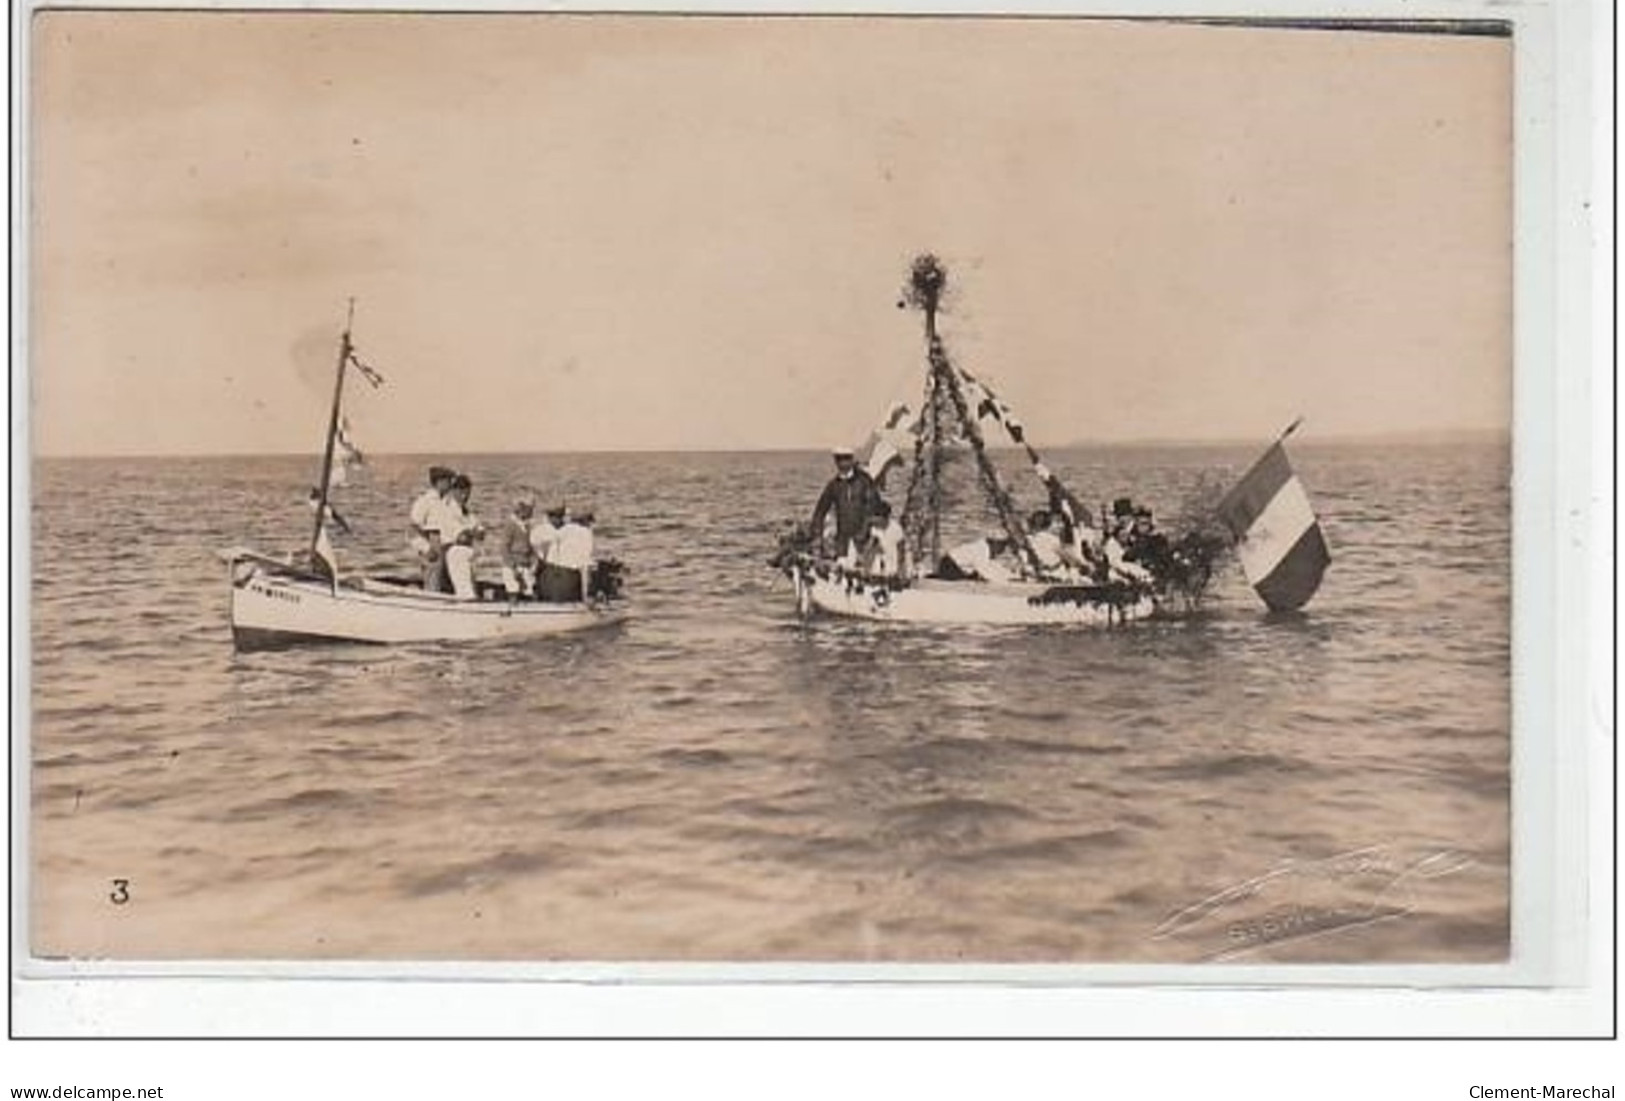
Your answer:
[30,443,1509,963]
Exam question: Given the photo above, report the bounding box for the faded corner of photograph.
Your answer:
[27,11,1510,967]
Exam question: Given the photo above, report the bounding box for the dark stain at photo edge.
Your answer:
[27,11,1513,38]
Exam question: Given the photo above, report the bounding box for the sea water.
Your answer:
[28,442,1509,963]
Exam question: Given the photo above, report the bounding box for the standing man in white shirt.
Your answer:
[439,474,485,600]
[408,465,456,591]
[529,503,567,572]
[539,508,594,602]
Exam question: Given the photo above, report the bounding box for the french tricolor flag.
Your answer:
[1217,421,1330,612]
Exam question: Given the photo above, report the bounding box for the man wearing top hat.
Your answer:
[809,447,885,566]
[1123,505,1172,578]
[1102,497,1153,587]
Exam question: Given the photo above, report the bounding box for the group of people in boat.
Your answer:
[1000,495,1168,589]
[407,465,597,602]
[805,449,1170,590]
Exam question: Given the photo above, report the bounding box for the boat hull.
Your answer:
[791,567,1154,626]
[230,566,626,649]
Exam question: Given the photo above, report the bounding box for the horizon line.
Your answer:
[30,427,1511,461]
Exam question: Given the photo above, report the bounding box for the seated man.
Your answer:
[1102,514,1154,587]
[1064,511,1106,580]
[498,496,537,597]
[937,535,1015,583]
[538,508,594,602]
[860,500,907,580]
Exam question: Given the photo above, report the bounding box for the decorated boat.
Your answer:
[774,255,1327,625]
[222,307,627,650]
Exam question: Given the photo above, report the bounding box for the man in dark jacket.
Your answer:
[809,448,885,563]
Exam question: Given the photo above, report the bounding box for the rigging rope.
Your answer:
[899,370,937,566]
[953,363,1092,536]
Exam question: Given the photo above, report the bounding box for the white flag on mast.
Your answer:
[307,488,344,587]
[313,521,338,583]
[859,402,916,484]
[331,416,367,487]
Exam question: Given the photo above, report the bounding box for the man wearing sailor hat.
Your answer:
[809,446,885,567]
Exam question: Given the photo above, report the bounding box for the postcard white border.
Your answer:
[6,0,1612,1037]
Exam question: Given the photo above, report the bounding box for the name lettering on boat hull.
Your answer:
[249,582,302,605]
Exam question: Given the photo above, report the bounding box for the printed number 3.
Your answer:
[109,878,130,905]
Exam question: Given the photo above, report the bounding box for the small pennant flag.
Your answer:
[1033,462,1089,533]
[336,417,364,463]
[348,353,385,388]
[860,402,917,483]
[337,416,364,462]
[957,368,1025,443]
[1217,427,1330,612]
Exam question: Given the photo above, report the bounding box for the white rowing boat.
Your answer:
[221,308,628,650]
[223,553,626,649]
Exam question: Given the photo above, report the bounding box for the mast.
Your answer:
[309,299,355,564]
[898,255,1039,576]
[900,255,948,569]
[921,270,944,568]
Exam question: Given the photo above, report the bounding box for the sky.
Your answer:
[29,13,1512,456]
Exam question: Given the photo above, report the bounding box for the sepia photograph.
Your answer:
[24,9,1517,975]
